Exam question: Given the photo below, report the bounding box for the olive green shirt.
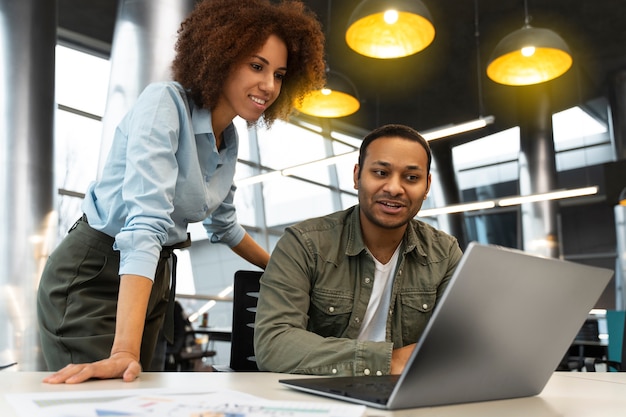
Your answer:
[254,205,463,376]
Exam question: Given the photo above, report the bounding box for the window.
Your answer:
[54,45,111,235]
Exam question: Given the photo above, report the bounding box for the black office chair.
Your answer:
[560,318,607,371]
[585,311,626,372]
[228,270,263,371]
[165,301,216,371]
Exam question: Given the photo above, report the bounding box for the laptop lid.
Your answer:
[280,242,613,410]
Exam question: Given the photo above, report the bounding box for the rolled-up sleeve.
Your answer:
[202,182,246,248]
[114,84,182,279]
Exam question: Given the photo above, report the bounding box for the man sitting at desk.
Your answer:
[254,124,463,376]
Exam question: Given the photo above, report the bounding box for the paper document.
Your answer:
[6,388,366,417]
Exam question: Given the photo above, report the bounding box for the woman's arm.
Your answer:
[230,232,270,270]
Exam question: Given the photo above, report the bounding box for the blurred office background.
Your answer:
[1,0,625,370]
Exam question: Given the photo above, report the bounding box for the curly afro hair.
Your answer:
[172,0,326,127]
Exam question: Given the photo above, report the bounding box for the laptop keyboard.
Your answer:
[330,375,401,404]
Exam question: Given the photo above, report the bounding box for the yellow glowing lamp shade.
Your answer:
[487,26,573,86]
[296,88,360,118]
[346,0,435,59]
[295,71,360,118]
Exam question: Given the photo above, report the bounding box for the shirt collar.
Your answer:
[191,104,213,135]
[403,220,428,258]
[346,206,369,257]
[191,106,237,150]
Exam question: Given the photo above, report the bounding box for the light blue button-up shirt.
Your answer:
[82,81,245,280]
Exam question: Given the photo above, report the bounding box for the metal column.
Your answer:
[517,84,560,258]
[0,0,56,370]
[430,142,468,249]
[608,69,626,309]
[98,0,195,177]
[609,70,626,161]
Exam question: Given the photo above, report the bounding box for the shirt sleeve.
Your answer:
[202,182,246,248]
[114,83,183,278]
[253,227,393,376]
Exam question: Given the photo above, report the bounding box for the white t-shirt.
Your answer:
[357,245,401,342]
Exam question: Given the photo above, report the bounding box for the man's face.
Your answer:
[354,136,431,232]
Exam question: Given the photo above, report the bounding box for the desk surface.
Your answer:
[2,371,626,416]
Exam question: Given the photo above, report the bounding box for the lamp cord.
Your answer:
[523,0,532,26]
[474,0,485,117]
[326,0,331,35]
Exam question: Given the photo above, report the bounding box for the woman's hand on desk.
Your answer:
[42,352,141,384]
[43,275,150,384]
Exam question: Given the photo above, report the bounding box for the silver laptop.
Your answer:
[279,242,613,410]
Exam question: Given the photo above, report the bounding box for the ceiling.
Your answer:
[58,0,626,145]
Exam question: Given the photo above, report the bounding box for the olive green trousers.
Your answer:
[37,216,173,372]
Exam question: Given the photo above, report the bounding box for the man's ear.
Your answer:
[353,164,360,189]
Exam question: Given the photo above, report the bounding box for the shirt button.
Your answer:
[332,368,338,374]
[422,303,428,309]
[398,269,402,275]
[354,317,360,323]
[364,277,371,284]
[364,369,371,375]
[376,371,383,376]
[328,306,335,313]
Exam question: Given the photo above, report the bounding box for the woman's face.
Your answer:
[218,34,288,123]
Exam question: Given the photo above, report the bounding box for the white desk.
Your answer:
[1,371,626,416]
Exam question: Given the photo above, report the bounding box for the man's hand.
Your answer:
[391,343,416,375]
[42,352,142,384]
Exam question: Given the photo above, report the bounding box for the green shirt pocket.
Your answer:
[399,290,437,343]
[308,288,354,338]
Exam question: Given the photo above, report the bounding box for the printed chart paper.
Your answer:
[5,388,366,417]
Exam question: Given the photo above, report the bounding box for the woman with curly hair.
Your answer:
[37,0,325,383]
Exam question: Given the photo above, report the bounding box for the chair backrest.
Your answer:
[229,270,263,371]
[575,318,600,342]
[606,310,626,366]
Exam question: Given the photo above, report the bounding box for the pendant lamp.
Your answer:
[345,0,435,59]
[295,70,360,118]
[486,3,572,86]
